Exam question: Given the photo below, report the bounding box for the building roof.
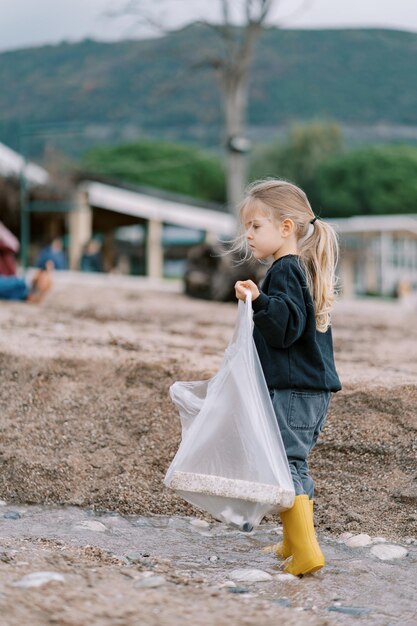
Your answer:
[0,142,50,186]
[84,182,417,239]
[328,214,417,236]
[84,181,236,236]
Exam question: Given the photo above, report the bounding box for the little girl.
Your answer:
[235,179,341,577]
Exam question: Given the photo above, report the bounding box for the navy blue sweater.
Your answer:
[252,255,342,392]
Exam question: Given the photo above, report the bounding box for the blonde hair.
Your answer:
[239,179,339,333]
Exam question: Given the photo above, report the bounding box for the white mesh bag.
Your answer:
[164,292,295,530]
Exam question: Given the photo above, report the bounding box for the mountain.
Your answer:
[1,25,417,151]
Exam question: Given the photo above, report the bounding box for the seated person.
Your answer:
[36,237,67,270]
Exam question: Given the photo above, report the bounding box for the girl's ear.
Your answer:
[280,218,295,237]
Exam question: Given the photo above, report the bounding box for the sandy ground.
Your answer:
[1,536,325,626]
[0,273,416,624]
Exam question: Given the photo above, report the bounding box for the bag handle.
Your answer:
[244,289,252,322]
[225,288,253,357]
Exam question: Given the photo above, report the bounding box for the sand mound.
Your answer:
[0,280,416,539]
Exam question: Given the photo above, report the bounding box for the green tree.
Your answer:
[82,139,226,203]
[250,121,343,205]
[316,145,417,217]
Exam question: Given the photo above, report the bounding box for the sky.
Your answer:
[1,0,417,52]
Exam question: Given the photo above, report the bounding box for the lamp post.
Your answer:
[226,134,252,215]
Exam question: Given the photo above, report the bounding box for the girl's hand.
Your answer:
[234,279,260,302]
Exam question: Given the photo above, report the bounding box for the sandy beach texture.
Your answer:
[0,275,416,625]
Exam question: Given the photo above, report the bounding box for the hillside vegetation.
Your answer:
[1,26,417,147]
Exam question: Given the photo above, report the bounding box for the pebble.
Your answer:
[74,520,107,533]
[345,533,372,548]
[241,522,254,532]
[3,511,21,520]
[134,575,166,589]
[339,532,353,541]
[274,573,298,581]
[272,597,291,608]
[189,519,210,528]
[328,605,371,616]
[228,569,273,583]
[227,587,250,594]
[370,544,408,560]
[125,553,149,563]
[0,500,7,506]
[12,571,65,588]
[208,555,218,562]
[217,581,236,588]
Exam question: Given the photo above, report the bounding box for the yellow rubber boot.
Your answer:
[280,495,324,576]
[276,498,314,559]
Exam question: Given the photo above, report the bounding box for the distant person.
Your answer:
[234,179,341,577]
[0,261,53,303]
[0,221,20,276]
[396,279,417,311]
[80,239,103,272]
[36,237,67,271]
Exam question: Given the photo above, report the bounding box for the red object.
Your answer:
[0,221,19,275]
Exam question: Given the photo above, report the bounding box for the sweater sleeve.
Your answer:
[252,261,307,349]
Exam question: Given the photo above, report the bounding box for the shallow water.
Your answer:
[1,504,416,625]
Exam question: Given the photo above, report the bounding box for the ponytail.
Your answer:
[298,218,339,332]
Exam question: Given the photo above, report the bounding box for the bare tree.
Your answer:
[108,0,313,216]
[207,1,273,214]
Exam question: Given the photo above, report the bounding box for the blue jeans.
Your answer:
[0,275,29,300]
[270,388,331,498]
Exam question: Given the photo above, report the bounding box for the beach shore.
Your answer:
[0,275,416,624]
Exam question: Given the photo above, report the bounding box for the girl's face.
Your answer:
[243,206,285,261]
